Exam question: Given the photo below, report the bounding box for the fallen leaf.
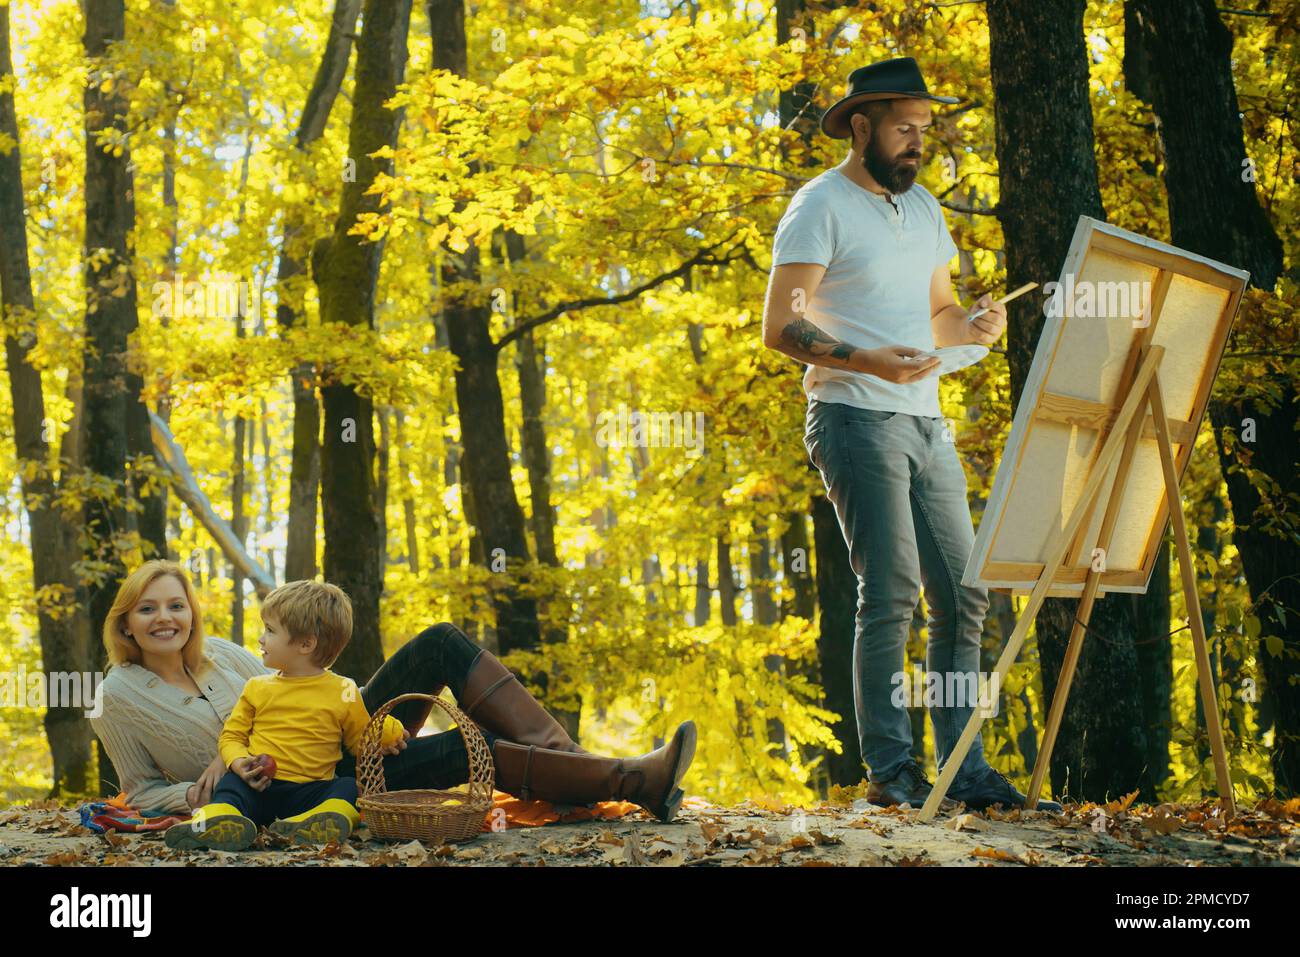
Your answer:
[1144,805,1182,836]
[390,840,429,865]
[890,851,934,866]
[971,846,1021,863]
[1105,791,1140,816]
[807,827,842,846]
[1256,797,1300,821]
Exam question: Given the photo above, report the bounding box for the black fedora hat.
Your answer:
[820,56,960,139]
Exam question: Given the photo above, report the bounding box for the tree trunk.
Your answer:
[987,0,1152,801]
[82,0,167,750]
[1133,540,1173,787]
[812,494,863,786]
[779,510,816,621]
[155,0,178,552]
[231,409,246,645]
[751,524,787,754]
[231,314,248,643]
[717,536,738,627]
[259,397,276,580]
[311,0,412,681]
[775,0,865,790]
[776,0,819,148]
[0,5,92,795]
[377,405,390,567]
[509,233,580,738]
[1127,0,1297,796]
[394,409,420,574]
[428,0,539,659]
[693,560,711,626]
[278,0,362,583]
[515,326,559,567]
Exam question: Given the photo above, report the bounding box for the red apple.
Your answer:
[253,753,278,780]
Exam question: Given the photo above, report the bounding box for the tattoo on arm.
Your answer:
[778,317,859,366]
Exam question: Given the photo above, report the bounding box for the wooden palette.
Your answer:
[963,217,1250,597]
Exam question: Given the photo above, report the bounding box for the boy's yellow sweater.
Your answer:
[218,670,407,782]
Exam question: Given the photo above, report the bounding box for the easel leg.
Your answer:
[918,586,1047,821]
[917,347,1167,822]
[1026,391,1150,809]
[1025,576,1100,809]
[1149,372,1236,818]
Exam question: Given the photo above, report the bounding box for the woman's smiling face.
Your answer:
[124,575,193,655]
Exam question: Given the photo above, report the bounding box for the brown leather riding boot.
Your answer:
[460,650,587,753]
[491,721,697,823]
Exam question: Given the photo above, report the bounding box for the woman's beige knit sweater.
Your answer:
[90,637,273,813]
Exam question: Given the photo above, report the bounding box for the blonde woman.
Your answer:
[90,560,696,824]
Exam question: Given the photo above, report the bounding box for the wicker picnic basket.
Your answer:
[356,692,495,843]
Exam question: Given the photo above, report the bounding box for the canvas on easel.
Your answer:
[917,216,1250,823]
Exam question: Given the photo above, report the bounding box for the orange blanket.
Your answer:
[480,791,643,831]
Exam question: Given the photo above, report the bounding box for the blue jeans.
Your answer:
[803,399,993,788]
[211,771,358,827]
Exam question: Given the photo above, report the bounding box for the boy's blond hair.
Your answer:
[262,580,353,667]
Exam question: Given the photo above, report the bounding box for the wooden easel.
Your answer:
[918,344,1235,823]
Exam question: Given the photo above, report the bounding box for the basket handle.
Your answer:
[356,693,495,806]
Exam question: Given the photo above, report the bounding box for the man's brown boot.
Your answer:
[460,651,587,753]
[491,721,697,822]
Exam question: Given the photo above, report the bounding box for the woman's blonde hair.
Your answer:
[103,560,207,672]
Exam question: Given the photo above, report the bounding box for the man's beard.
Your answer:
[862,135,920,194]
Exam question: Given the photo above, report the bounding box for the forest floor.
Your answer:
[2,791,1299,867]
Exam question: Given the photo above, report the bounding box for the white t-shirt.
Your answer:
[770,167,959,417]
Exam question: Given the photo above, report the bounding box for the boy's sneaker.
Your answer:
[165,803,257,851]
[948,767,1064,813]
[267,798,359,845]
[865,760,959,810]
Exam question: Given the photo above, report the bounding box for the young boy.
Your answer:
[166,580,407,851]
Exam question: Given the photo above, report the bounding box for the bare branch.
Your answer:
[940,198,1000,216]
[494,237,746,351]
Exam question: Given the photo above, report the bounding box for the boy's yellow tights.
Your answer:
[268,798,359,845]
[164,802,257,851]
